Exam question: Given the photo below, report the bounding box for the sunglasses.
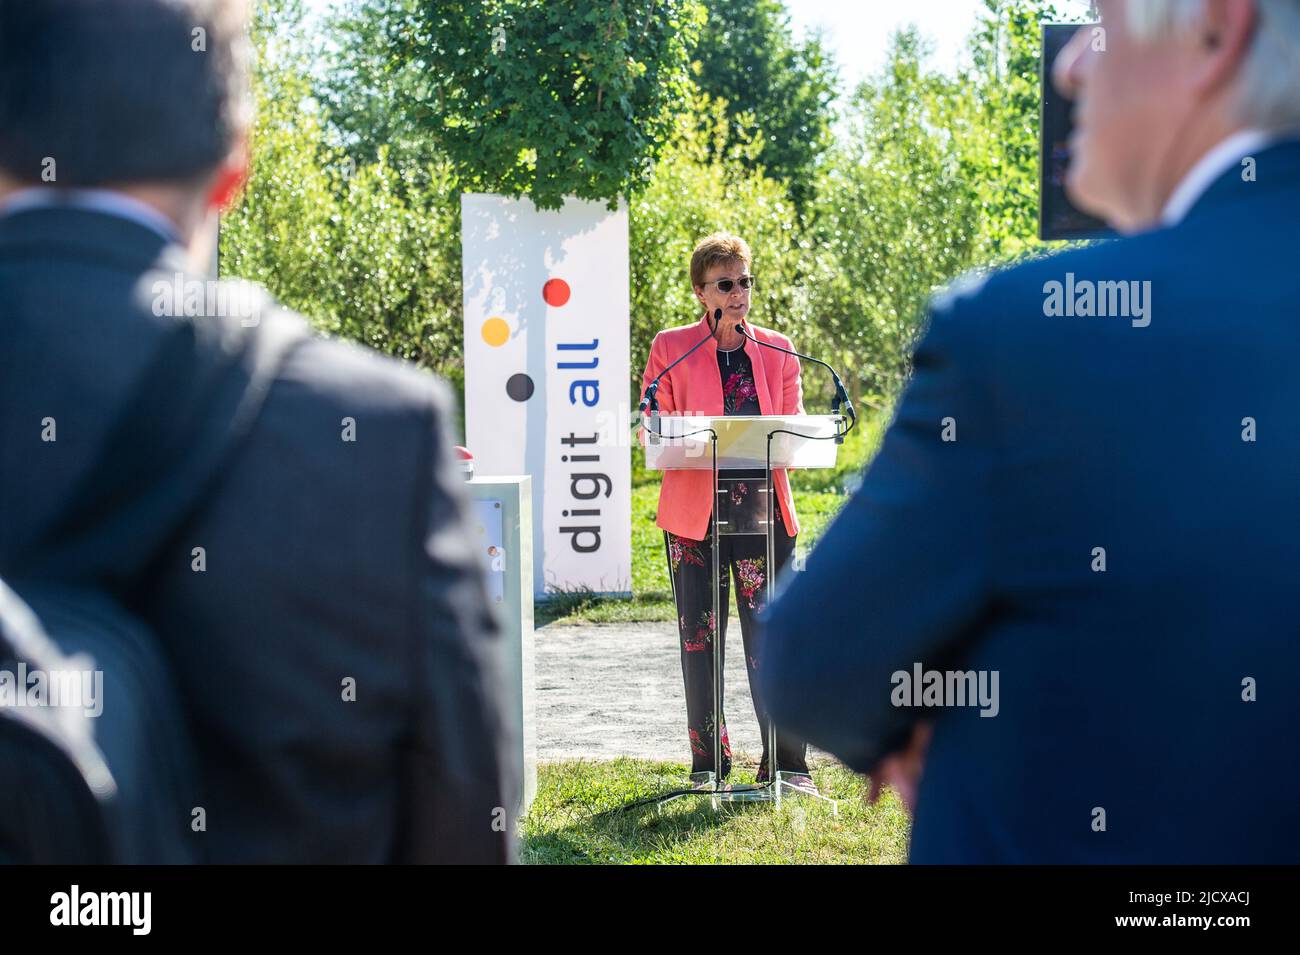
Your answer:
[701,275,756,293]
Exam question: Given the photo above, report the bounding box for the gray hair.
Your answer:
[1126,0,1300,133]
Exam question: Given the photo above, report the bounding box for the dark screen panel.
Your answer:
[1039,23,1110,241]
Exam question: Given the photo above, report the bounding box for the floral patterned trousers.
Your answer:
[664,502,809,778]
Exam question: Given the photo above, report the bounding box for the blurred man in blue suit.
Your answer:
[761,0,1300,862]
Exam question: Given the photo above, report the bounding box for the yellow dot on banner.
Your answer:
[481,317,510,347]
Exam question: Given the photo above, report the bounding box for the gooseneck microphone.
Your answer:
[639,308,725,413]
[735,322,857,436]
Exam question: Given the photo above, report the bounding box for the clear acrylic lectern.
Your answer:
[644,413,845,811]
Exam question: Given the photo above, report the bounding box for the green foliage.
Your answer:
[692,0,838,212]
[956,0,1073,258]
[804,30,983,406]
[319,0,449,181]
[328,156,465,370]
[219,2,335,322]
[368,0,707,210]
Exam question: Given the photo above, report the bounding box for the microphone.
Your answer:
[736,322,857,439]
[638,308,723,414]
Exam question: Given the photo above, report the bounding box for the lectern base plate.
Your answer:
[652,771,840,815]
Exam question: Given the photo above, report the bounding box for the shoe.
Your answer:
[782,773,820,796]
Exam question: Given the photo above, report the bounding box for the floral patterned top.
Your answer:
[717,340,761,415]
[717,340,764,478]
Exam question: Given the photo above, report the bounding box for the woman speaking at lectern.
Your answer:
[640,232,816,794]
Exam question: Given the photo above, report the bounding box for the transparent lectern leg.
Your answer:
[765,456,779,808]
[765,436,838,813]
[711,435,723,795]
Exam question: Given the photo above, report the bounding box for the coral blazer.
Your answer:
[640,314,804,541]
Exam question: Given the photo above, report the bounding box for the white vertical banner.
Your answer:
[461,193,631,597]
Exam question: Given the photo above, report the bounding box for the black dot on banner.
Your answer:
[506,373,534,402]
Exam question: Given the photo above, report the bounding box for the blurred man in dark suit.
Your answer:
[762,0,1300,862]
[0,0,517,862]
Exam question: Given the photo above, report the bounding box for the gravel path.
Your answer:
[536,620,772,763]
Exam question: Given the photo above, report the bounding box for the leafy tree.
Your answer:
[806,29,982,407]
[220,1,338,327]
[692,0,838,212]
[952,0,1072,259]
[363,0,707,209]
[318,0,446,182]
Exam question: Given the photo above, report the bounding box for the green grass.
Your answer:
[539,411,888,626]
[521,756,910,864]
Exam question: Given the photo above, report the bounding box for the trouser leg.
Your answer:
[665,527,731,777]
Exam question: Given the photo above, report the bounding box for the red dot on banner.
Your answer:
[542,278,571,307]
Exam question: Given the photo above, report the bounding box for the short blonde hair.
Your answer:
[690,232,752,289]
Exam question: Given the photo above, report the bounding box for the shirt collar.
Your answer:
[0,186,181,244]
[1161,128,1274,227]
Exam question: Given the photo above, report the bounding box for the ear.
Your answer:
[207,140,250,212]
[1189,0,1257,98]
